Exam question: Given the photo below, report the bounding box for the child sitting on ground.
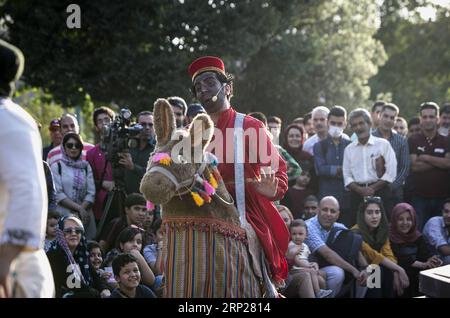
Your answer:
[287,219,332,298]
[110,253,156,298]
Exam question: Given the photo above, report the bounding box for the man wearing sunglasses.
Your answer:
[0,39,54,297]
[46,113,95,167]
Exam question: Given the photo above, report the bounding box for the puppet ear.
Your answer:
[188,113,214,153]
[153,98,176,146]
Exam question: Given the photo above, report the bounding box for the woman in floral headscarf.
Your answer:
[46,216,108,297]
[389,203,442,297]
[51,132,96,239]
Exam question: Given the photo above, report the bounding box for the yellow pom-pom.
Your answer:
[159,157,172,166]
[191,191,204,206]
[209,174,218,189]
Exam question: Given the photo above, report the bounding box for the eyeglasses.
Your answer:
[63,227,84,235]
[140,123,154,127]
[65,142,82,150]
[363,196,382,204]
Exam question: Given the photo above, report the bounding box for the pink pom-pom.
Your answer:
[203,180,215,196]
[146,201,155,210]
[152,152,170,162]
[152,152,171,165]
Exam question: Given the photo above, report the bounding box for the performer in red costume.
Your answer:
[188,56,289,284]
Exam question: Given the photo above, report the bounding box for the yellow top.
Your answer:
[352,225,397,265]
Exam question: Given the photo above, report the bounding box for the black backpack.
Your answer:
[317,227,363,268]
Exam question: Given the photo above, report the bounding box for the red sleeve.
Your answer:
[244,116,288,200]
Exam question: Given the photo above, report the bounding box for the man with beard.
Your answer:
[408,102,450,230]
[423,198,450,265]
[188,56,289,289]
[438,103,450,137]
[343,108,397,226]
[372,103,410,210]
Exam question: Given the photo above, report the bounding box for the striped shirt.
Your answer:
[372,128,410,188]
[46,142,95,167]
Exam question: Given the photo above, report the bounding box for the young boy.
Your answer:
[44,210,60,252]
[281,170,313,219]
[110,253,156,298]
[303,195,319,220]
[287,219,332,298]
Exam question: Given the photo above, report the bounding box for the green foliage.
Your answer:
[235,0,386,118]
[13,86,65,146]
[13,86,96,145]
[370,2,450,119]
[4,0,446,126]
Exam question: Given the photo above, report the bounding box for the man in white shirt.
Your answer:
[303,106,330,155]
[0,39,54,298]
[343,108,397,226]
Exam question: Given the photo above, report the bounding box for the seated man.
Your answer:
[423,198,450,265]
[305,196,368,297]
[99,193,147,253]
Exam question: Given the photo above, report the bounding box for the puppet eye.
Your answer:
[177,155,187,164]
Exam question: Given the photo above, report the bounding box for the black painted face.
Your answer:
[193,72,227,113]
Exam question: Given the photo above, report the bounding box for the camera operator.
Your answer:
[120,111,156,194]
[87,107,115,224]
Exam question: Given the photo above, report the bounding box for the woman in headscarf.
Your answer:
[51,132,96,239]
[283,124,312,172]
[389,203,442,297]
[46,216,108,297]
[352,197,409,297]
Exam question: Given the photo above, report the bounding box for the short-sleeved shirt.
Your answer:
[423,216,450,250]
[304,215,347,253]
[408,133,450,198]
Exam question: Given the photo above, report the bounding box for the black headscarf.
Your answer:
[48,216,92,286]
[354,199,389,252]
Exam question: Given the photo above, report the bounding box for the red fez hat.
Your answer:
[188,56,226,82]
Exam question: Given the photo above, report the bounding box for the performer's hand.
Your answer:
[246,167,278,199]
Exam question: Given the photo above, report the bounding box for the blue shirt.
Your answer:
[423,216,450,251]
[372,128,410,188]
[305,216,347,253]
[313,136,351,209]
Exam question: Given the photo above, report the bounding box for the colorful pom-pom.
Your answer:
[203,179,215,195]
[209,174,218,189]
[152,153,172,166]
[191,191,204,206]
[198,189,212,203]
[146,201,155,211]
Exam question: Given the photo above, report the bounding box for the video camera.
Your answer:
[101,108,143,168]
